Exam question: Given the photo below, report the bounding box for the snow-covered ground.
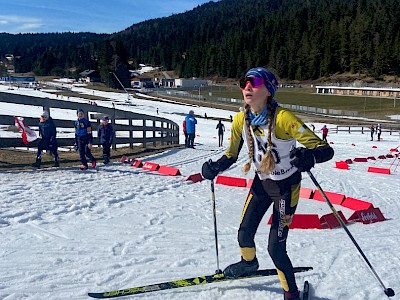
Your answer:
[1,83,400,300]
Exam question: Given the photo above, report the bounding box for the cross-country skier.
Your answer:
[216,119,225,147]
[202,67,334,300]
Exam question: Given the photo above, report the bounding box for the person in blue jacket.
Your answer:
[185,110,197,148]
[97,115,114,164]
[74,108,96,170]
[33,111,59,168]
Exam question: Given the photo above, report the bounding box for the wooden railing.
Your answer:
[0,92,179,148]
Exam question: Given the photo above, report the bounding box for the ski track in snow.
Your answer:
[1,84,400,299]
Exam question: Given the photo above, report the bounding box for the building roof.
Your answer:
[79,69,99,77]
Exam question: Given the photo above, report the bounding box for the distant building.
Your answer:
[160,78,208,88]
[79,70,101,83]
[130,74,154,89]
[316,85,400,98]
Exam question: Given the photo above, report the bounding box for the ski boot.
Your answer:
[223,257,259,279]
[32,158,41,168]
[80,164,88,170]
[91,161,97,168]
[284,290,300,300]
[53,161,60,167]
[103,155,110,164]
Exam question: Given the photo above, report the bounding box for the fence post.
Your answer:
[161,122,165,146]
[153,120,156,147]
[348,126,351,133]
[142,119,146,148]
[129,118,133,149]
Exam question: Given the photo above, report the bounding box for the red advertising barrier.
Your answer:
[300,187,313,199]
[247,179,254,188]
[335,161,349,170]
[186,173,204,183]
[312,190,345,205]
[119,155,128,163]
[329,141,334,144]
[158,166,181,176]
[372,145,378,148]
[341,197,374,211]
[142,162,160,171]
[345,159,353,164]
[367,156,376,160]
[348,208,386,224]
[267,214,322,229]
[131,159,143,168]
[320,211,348,229]
[367,167,391,175]
[386,154,394,158]
[389,148,399,152]
[353,157,368,162]
[377,155,387,159]
[216,175,247,187]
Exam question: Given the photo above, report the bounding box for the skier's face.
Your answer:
[241,77,270,113]
[77,112,84,119]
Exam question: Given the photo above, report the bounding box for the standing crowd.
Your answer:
[32,108,114,170]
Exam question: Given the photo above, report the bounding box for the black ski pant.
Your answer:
[218,133,224,147]
[77,135,95,167]
[101,142,111,159]
[187,133,195,148]
[237,172,301,293]
[36,143,59,162]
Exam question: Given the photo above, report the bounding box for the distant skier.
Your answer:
[216,119,225,147]
[74,109,96,170]
[185,110,197,148]
[97,116,114,164]
[369,124,375,141]
[376,123,382,141]
[32,111,59,168]
[321,125,328,142]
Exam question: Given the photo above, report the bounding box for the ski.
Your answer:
[302,280,310,300]
[88,266,313,298]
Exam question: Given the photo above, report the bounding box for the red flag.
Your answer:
[14,117,37,145]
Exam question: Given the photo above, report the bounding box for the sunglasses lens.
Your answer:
[252,77,264,87]
[239,77,264,89]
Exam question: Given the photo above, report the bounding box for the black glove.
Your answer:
[74,143,79,151]
[202,160,221,180]
[290,147,315,172]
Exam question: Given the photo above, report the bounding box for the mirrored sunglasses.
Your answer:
[239,77,264,89]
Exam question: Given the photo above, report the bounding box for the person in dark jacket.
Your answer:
[33,111,59,168]
[185,110,197,148]
[216,119,225,147]
[74,108,96,170]
[97,116,114,164]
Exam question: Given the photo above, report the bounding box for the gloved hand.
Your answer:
[202,160,221,180]
[289,147,315,172]
[74,143,79,151]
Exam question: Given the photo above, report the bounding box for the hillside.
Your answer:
[1,0,400,82]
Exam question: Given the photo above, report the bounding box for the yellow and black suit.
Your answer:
[215,106,333,293]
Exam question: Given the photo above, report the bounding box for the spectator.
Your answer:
[369,124,375,141]
[376,123,382,141]
[321,125,328,142]
[32,111,59,168]
[310,124,315,132]
[216,119,225,147]
[182,119,188,147]
[185,110,197,148]
[97,116,114,164]
[74,109,96,170]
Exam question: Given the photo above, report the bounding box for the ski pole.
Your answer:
[307,170,395,297]
[210,178,223,275]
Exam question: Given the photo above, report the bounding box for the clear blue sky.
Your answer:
[0,0,215,34]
